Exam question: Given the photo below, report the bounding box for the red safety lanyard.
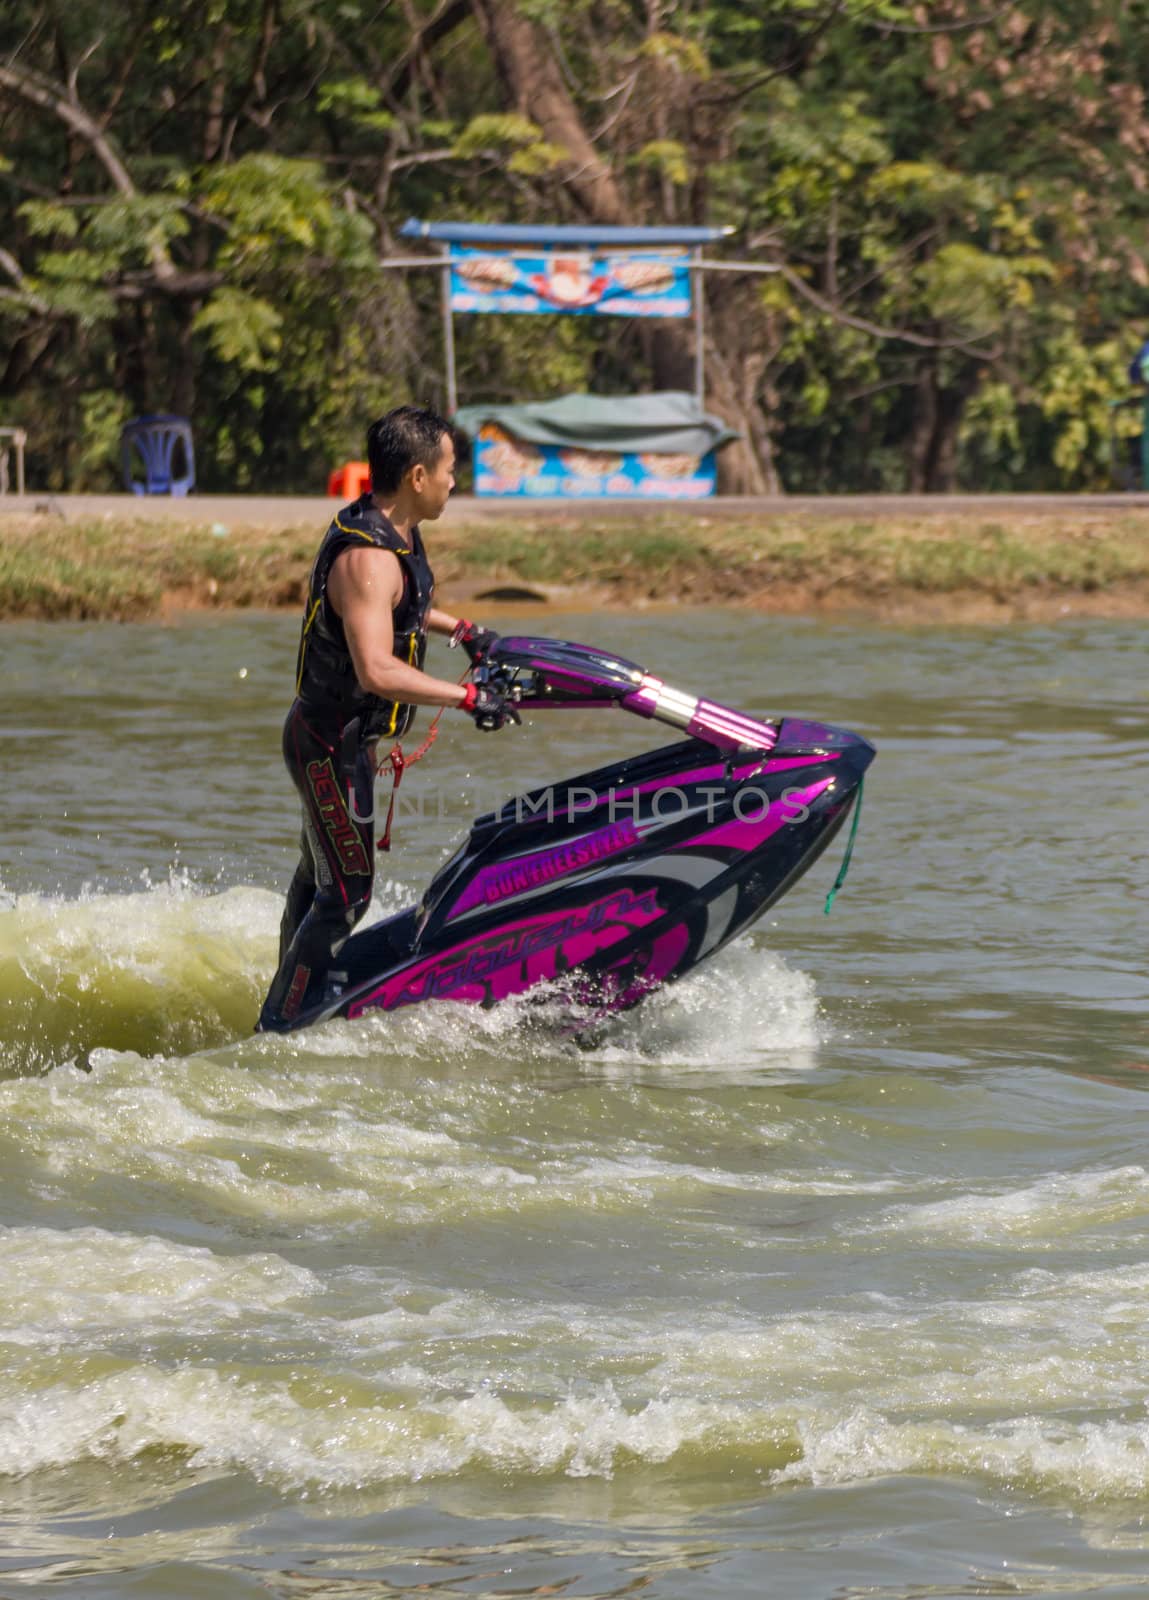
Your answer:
[375,725,436,852]
[374,666,469,851]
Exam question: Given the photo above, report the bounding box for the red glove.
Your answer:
[460,682,520,731]
[451,619,500,664]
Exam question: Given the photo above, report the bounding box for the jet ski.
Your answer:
[279,635,875,1032]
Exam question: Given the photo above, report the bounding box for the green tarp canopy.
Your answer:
[454,390,738,458]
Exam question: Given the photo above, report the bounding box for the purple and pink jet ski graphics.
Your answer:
[290,636,875,1032]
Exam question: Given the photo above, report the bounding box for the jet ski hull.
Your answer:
[286,717,874,1032]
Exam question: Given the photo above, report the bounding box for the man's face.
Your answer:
[409,433,456,520]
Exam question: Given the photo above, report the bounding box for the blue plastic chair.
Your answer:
[120,414,196,495]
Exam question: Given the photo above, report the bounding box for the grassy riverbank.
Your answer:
[3,506,1149,622]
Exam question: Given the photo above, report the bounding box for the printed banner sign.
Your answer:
[472,426,716,499]
[449,244,692,317]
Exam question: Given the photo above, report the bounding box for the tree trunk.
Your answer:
[202,29,231,164]
[700,305,779,495]
[466,0,776,493]
[907,363,938,493]
[468,0,625,224]
[931,383,969,491]
[908,360,973,492]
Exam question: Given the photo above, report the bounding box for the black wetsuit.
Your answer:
[257,495,434,1030]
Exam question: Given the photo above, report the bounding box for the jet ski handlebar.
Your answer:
[474,636,779,756]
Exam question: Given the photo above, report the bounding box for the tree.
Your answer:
[2,0,1147,492]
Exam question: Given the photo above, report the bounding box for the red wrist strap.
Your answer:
[460,683,477,712]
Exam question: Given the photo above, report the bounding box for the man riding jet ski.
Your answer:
[260,633,874,1033]
[258,404,516,1032]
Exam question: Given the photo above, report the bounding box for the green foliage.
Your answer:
[917,244,1055,336]
[420,119,456,142]
[507,144,569,176]
[638,32,710,80]
[76,390,129,488]
[960,382,1023,479]
[749,89,891,229]
[1039,335,1132,486]
[867,161,995,216]
[28,248,117,326]
[317,78,396,133]
[193,290,283,372]
[455,114,540,155]
[453,113,569,175]
[4,0,1149,492]
[454,315,597,407]
[771,91,891,174]
[86,195,190,257]
[16,201,79,240]
[200,156,334,258]
[633,141,689,186]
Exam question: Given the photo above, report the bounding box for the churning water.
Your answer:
[1,609,1147,1598]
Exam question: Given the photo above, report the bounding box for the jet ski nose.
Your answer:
[843,729,877,775]
[774,717,876,775]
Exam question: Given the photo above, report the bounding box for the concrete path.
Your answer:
[4,492,1149,526]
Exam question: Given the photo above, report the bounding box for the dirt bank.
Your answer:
[2,505,1148,623]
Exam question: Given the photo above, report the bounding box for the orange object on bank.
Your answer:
[326,460,371,498]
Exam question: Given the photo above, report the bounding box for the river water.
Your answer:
[1,609,1148,1598]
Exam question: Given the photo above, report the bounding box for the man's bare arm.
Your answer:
[426,607,461,635]
[328,548,467,709]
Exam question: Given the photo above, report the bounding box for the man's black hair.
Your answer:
[367,405,453,494]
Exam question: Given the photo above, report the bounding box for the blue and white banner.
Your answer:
[472,427,716,499]
[449,245,692,317]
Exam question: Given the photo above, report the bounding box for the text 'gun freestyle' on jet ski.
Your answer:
[263,635,876,1033]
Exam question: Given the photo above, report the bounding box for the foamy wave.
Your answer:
[592,942,823,1069]
[352,937,824,1081]
[777,1406,1149,1501]
[874,1166,1149,1245]
[0,1226,319,1344]
[0,1050,839,1226]
[0,877,280,1071]
[0,1369,791,1488]
[6,1361,1149,1502]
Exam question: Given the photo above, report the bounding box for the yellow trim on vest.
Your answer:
[295,596,322,695]
[333,515,409,556]
[383,631,422,738]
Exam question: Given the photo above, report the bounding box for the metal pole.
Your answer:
[16,428,24,496]
[384,253,782,272]
[693,249,705,407]
[377,256,453,269]
[687,259,782,274]
[440,245,458,415]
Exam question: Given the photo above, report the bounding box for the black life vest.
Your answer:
[294,494,435,740]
